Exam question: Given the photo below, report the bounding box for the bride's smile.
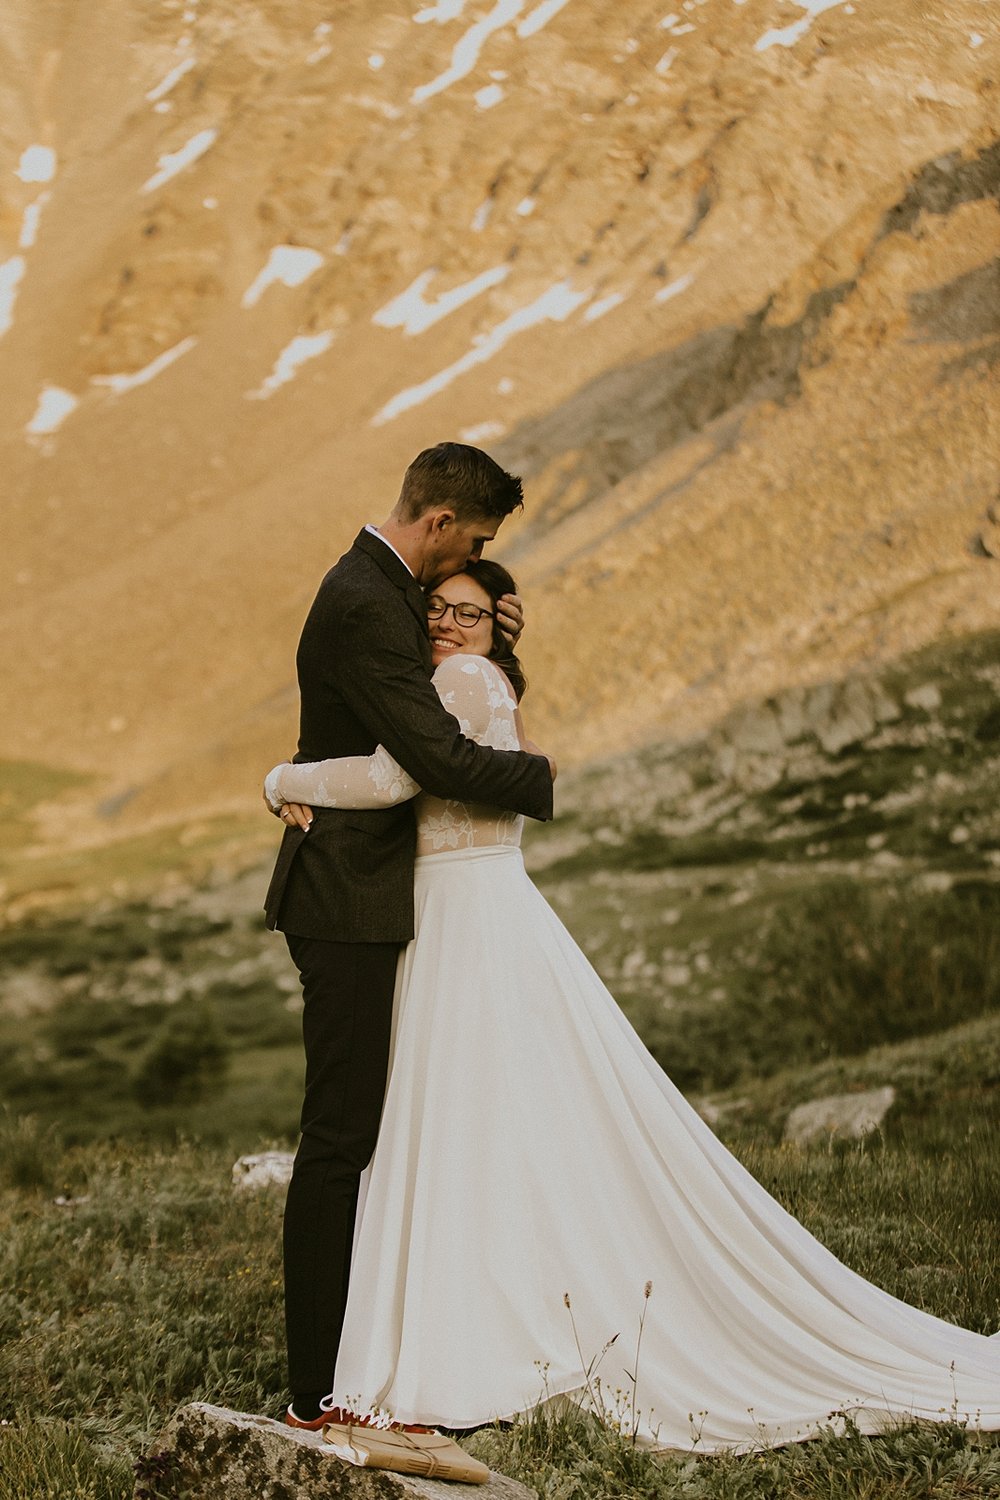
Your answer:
[426,573,496,665]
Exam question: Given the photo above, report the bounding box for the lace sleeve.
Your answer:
[429,654,516,748]
[270,655,515,809]
[272,747,419,809]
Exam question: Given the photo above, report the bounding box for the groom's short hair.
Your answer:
[397,442,523,523]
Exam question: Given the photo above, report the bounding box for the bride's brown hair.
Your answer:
[432,559,528,701]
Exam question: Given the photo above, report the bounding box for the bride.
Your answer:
[266,560,1000,1452]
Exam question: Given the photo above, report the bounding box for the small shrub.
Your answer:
[655,880,1000,1089]
[0,1111,60,1193]
[133,1002,230,1107]
[736,879,1000,1068]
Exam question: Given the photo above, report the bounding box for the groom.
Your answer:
[263,442,554,1427]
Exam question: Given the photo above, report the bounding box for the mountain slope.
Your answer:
[0,0,997,850]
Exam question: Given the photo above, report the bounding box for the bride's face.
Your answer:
[427,573,496,667]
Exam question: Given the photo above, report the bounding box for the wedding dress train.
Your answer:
[271,655,1000,1451]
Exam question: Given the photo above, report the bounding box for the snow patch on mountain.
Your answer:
[242,247,324,309]
[373,278,590,424]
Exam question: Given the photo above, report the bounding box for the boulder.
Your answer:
[727,703,785,756]
[134,1403,535,1500]
[815,680,879,754]
[231,1151,295,1191]
[904,683,942,713]
[783,1086,896,1145]
[775,687,808,745]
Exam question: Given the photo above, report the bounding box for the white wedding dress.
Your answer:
[271,654,1000,1451]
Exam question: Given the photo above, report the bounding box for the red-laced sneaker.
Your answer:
[286,1404,435,1435]
[317,1405,435,1434]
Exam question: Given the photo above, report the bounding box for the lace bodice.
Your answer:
[271,655,524,855]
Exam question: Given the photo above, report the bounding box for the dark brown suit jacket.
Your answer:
[264,529,553,942]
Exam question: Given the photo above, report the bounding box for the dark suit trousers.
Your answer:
[282,933,401,1394]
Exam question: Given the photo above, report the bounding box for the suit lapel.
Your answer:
[353,528,429,640]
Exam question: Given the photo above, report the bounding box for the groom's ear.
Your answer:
[427,508,456,535]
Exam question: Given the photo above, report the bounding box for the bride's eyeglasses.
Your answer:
[426,597,496,628]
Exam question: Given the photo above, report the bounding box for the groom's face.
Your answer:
[423,511,499,587]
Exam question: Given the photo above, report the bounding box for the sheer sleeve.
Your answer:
[271,746,419,809]
[269,656,514,810]
[425,655,514,748]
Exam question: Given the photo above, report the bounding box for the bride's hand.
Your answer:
[496,591,524,647]
[525,741,556,781]
[278,801,314,831]
[263,763,312,829]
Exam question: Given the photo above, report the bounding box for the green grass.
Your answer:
[0,754,274,918]
[688,877,1000,1086]
[1,1082,998,1499]
[12,871,997,1141]
[0,1423,135,1500]
[713,1010,1000,1134]
[531,873,1000,1095]
[0,1138,286,1499]
[0,761,90,860]
[0,897,304,1144]
[467,1405,1000,1499]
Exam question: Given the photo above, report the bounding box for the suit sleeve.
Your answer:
[331,596,553,821]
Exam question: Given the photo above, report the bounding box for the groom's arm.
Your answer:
[334,597,553,822]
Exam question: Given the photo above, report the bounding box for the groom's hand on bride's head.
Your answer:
[496,592,524,647]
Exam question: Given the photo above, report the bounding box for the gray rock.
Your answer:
[904,683,942,713]
[732,752,785,792]
[803,681,837,733]
[135,1403,535,1500]
[774,687,808,745]
[0,966,62,1018]
[868,679,901,726]
[712,740,739,780]
[727,703,785,755]
[232,1151,295,1191]
[696,1096,750,1128]
[815,679,879,754]
[783,1085,896,1145]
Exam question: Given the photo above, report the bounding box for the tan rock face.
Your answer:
[0,0,997,850]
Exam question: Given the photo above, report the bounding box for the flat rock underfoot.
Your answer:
[134,1401,536,1500]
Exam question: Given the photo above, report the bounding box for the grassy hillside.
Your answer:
[4,630,997,1141]
[531,628,1000,1090]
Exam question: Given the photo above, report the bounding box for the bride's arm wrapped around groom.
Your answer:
[266,652,540,813]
